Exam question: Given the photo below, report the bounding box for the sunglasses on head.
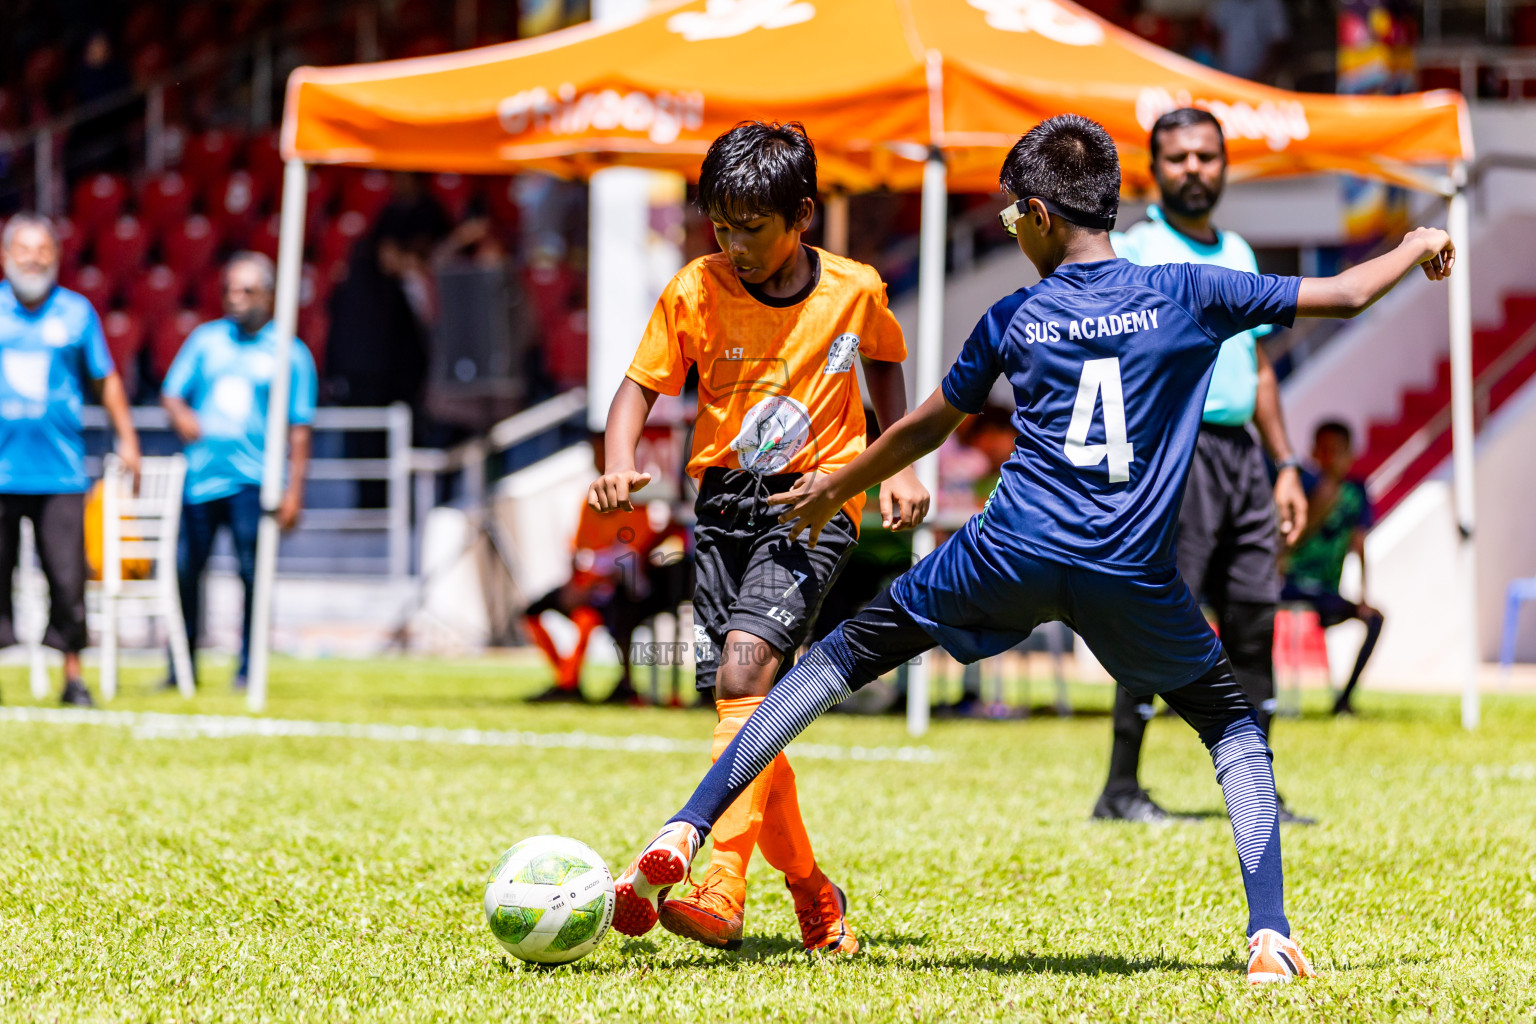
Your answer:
[998,196,1117,236]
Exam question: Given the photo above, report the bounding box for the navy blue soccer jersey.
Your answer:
[941,258,1299,576]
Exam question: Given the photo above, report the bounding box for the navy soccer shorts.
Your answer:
[887,517,1225,697]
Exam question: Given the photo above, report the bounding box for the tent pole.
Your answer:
[247,158,307,713]
[1447,167,1478,730]
[907,150,947,739]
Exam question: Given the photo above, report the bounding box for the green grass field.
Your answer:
[1,658,1533,1022]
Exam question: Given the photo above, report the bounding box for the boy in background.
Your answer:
[1282,420,1383,715]
[589,121,928,953]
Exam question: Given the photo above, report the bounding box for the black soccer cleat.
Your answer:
[60,678,95,708]
[1091,787,1172,824]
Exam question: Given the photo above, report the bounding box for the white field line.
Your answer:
[0,706,940,764]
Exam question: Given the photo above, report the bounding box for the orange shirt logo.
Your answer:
[626,247,907,512]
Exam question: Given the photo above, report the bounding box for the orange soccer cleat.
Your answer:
[788,867,859,955]
[659,864,747,949]
[1247,928,1316,984]
[612,821,702,938]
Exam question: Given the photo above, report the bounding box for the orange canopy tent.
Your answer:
[252,0,1482,728]
[282,0,1469,192]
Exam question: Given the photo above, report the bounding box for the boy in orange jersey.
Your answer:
[589,121,928,954]
[522,495,660,704]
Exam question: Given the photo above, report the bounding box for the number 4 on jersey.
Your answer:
[1064,357,1135,483]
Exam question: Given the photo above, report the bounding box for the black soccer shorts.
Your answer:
[691,467,857,694]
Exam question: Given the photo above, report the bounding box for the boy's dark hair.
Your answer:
[999,114,1121,226]
[696,121,817,227]
[1149,107,1225,161]
[1315,419,1353,446]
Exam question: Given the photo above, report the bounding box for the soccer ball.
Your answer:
[483,836,615,965]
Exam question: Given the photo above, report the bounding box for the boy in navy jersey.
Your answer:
[612,115,1454,983]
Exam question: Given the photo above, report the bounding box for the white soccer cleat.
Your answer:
[1247,928,1316,984]
[612,821,702,937]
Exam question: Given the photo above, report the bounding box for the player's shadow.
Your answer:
[932,949,1245,975]
[650,931,934,966]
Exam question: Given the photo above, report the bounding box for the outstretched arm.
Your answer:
[769,388,967,546]
[589,378,659,513]
[1297,226,1454,318]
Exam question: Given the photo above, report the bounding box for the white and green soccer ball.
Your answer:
[483,836,615,965]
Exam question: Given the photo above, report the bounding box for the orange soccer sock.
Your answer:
[755,754,818,886]
[558,606,603,685]
[523,615,567,678]
[705,697,774,880]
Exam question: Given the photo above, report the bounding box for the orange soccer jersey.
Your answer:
[626,247,906,522]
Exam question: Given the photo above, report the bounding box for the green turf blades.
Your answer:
[546,894,607,952]
[513,851,590,886]
[488,904,544,946]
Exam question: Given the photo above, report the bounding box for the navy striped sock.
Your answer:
[670,627,858,833]
[1209,717,1289,937]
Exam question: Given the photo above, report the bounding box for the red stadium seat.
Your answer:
[524,260,580,332]
[54,217,83,276]
[246,132,283,200]
[193,264,226,319]
[299,262,329,310]
[544,309,589,391]
[161,215,220,278]
[250,214,282,260]
[297,264,329,368]
[430,173,473,221]
[300,310,329,372]
[306,167,341,227]
[208,170,261,248]
[71,173,127,239]
[307,165,340,213]
[129,265,184,328]
[138,172,194,238]
[65,265,115,313]
[318,209,370,268]
[483,175,520,230]
[151,309,205,382]
[181,130,240,193]
[341,169,393,221]
[95,216,149,278]
[102,311,145,385]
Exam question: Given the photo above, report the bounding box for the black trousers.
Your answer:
[0,492,89,654]
[1105,424,1280,794]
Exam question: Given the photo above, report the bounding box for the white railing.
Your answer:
[83,403,414,576]
[407,389,589,563]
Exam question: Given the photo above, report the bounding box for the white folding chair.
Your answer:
[93,454,195,699]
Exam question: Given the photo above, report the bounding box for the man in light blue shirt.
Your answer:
[0,213,141,707]
[161,252,316,690]
[1095,108,1311,825]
